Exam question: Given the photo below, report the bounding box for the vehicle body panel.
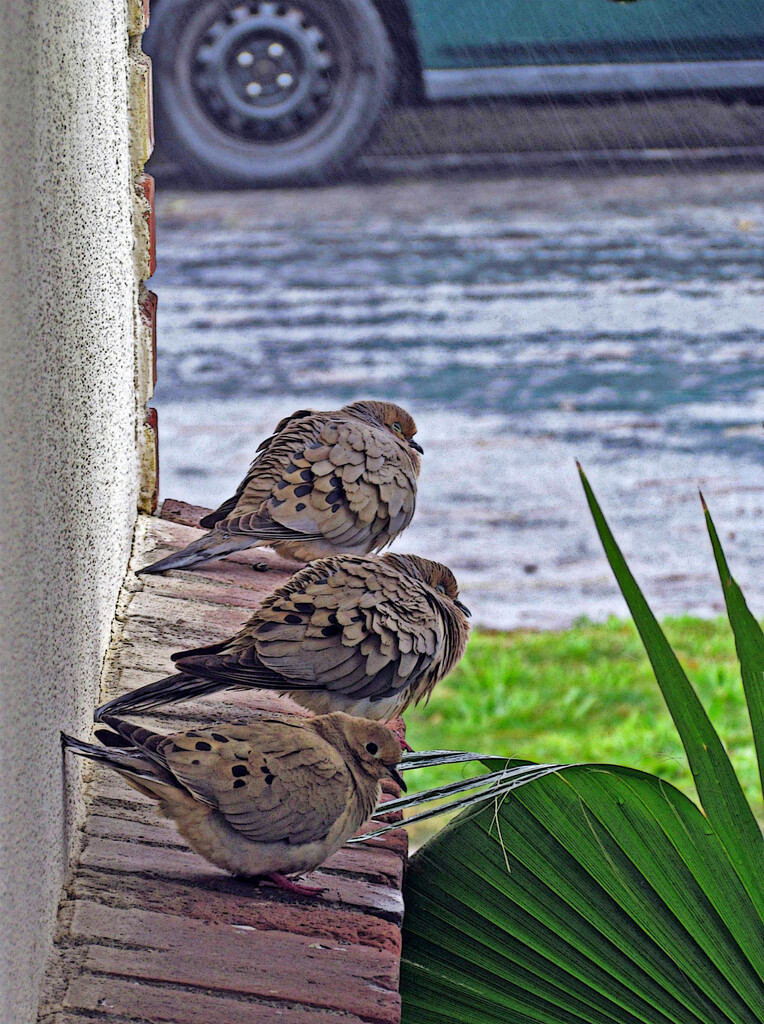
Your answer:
[405,0,764,70]
[145,0,764,185]
[424,59,764,101]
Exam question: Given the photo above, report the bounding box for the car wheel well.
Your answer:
[371,0,424,104]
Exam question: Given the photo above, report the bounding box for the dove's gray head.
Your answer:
[344,400,423,456]
[312,713,405,789]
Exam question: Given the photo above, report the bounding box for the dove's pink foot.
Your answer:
[264,872,327,896]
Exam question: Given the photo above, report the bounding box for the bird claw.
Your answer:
[262,872,327,896]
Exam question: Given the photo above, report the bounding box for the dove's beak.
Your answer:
[455,599,472,618]
[409,438,424,454]
[387,766,407,792]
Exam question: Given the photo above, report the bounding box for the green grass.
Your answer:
[404,616,763,820]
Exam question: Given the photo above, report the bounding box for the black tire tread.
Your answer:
[146,0,396,187]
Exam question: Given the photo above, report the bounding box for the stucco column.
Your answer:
[0,2,151,1021]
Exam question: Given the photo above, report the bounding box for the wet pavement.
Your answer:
[151,166,764,629]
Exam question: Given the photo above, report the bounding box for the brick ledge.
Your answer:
[39,501,406,1024]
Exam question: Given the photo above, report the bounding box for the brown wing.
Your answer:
[159,721,351,845]
[200,413,315,528]
[201,411,323,530]
[172,555,445,704]
[215,415,418,554]
[251,555,445,701]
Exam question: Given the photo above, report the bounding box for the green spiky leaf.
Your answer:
[400,472,764,1023]
[402,766,764,1024]
[703,496,764,804]
[578,466,764,914]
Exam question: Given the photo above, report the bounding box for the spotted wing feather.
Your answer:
[174,556,444,705]
[158,721,351,845]
[217,414,418,554]
[249,555,445,703]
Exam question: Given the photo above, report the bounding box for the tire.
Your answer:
[145,0,396,187]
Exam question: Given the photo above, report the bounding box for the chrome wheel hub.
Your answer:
[192,2,336,138]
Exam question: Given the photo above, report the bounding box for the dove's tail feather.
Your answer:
[199,494,239,529]
[96,715,168,756]
[94,672,225,722]
[137,531,257,575]
[61,731,176,795]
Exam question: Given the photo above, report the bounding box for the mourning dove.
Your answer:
[63,712,404,893]
[138,401,423,575]
[95,553,471,723]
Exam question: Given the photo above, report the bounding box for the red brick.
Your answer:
[79,837,404,923]
[357,829,409,857]
[99,664,173,703]
[75,876,402,954]
[160,499,212,527]
[137,172,156,278]
[139,572,280,609]
[74,903,400,1023]
[74,873,402,954]
[89,771,156,808]
[85,813,185,848]
[140,288,158,386]
[119,589,250,659]
[82,947,400,1024]
[145,53,155,153]
[323,846,404,889]
[145,406,159,512]
[64,975,370,1024]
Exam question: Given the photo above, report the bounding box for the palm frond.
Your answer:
[398,472,764,1023]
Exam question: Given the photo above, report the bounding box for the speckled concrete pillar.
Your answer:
[0,2,153,1021]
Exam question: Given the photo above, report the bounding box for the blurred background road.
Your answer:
[150,160,764,628]
[151,93,764,181]
[363,96,764,167]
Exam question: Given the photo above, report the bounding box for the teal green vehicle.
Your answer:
[145,0,764,186]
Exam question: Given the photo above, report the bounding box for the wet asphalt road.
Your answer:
[151,166,764,629]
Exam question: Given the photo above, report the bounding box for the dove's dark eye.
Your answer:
[435,583,446,595]
[365,742,379,755]
[392,422,403,434]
